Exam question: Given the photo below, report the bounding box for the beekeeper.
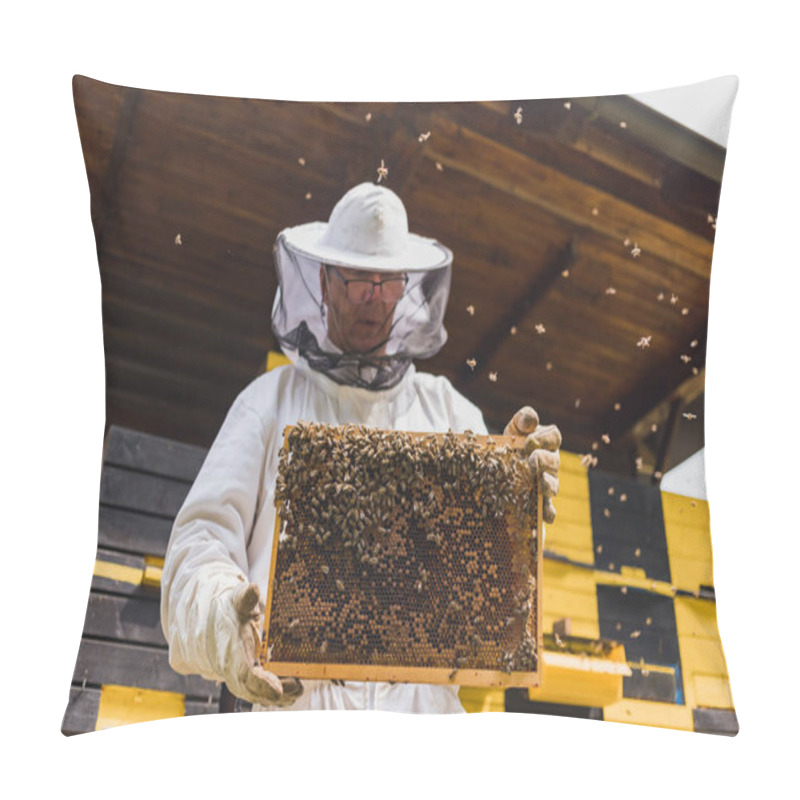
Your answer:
[160,182,561,712]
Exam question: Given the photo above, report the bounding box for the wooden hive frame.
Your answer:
[260,423,543,688]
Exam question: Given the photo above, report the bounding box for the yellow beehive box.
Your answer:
[528,636,630,707]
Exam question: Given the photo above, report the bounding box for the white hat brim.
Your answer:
[280,221,452,272]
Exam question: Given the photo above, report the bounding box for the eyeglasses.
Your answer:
[327,265,409,304]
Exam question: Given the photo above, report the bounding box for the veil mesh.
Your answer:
[271,232,452,390]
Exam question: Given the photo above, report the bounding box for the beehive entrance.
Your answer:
[259,422,542,687]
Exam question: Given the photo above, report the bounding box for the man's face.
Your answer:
[320,265,406,354]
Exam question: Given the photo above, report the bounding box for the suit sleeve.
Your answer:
[160,393,268,679]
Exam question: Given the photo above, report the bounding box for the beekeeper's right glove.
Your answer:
[210,581,304,707]
[504,405,561,525]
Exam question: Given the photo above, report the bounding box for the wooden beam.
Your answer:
[455,101,721,239]
[102,306,268,388]
[653,399,684,482]
[571,94,728,183]
[595,320,707,441]
[455,238,577,390]
[423,114,714,279]
[92,85,140,257]
[619,366,706,448]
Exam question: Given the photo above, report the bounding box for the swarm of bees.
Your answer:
[261,422,541,683]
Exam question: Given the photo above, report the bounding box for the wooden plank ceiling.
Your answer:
[73,75,726,478]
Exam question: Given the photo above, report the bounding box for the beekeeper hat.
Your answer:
[280,182,452,272]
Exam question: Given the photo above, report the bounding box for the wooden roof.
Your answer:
[73,75,726,478]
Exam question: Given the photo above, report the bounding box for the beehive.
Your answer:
[259,422,542,687]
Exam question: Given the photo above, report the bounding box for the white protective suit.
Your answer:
[160,358,488,712]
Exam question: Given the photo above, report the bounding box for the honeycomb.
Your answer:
[259,422,541,687]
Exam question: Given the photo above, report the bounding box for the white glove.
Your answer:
[209,581,303,707]
[504,406,562,525]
